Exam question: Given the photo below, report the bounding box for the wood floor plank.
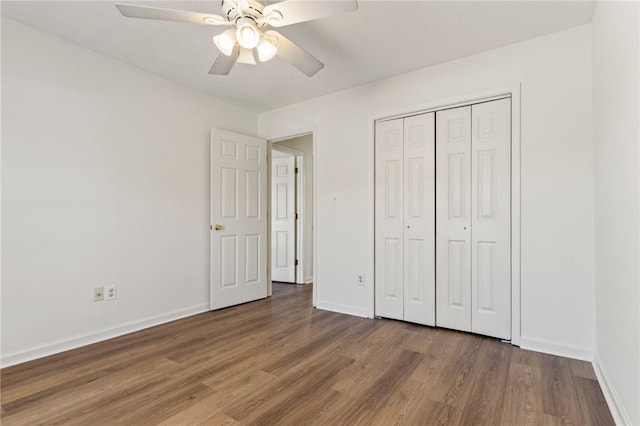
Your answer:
[457,339,512,425]
[1,358,180,425]
[223,354,355,423]
[429,331,483,410]
[0,283,614,425]
[330,323,419,398]
[338,349,425,424]
[573,376,616,425]
[500,361,544,426]
[541,356,583,423]
[1,337,201,407]
[244,356,356,425]
[570,359,598,380]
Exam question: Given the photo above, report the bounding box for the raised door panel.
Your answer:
[384,238,402,300]
[211,129,267,310]
[245,234,260,285]
[375,119,404,320]
[471,98,511,339]
[436,106,472,332]
[221,167,238,219]
[220,235,238,288]
[403,113,435,326]
[245,171,260,219]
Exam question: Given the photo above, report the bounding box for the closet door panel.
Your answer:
[471,98,511,339]
[436,106,472,332]
[403,113,435,326]
[375,119,404,320]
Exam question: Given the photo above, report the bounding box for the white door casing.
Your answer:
[436,106,473,332]
[375,118,404,320]
[210,129,267,310]
[271,155,296,283]
[403,113,436,326]
[295,156,305,284]
[470,98,511,339]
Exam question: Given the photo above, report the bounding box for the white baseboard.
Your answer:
[315,300,369,318]
[592,352,632,426]
[1,303,209,368]
[519,336,593,361]
[304,276,314,284]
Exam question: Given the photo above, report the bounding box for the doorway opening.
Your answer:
[269,134,314,290]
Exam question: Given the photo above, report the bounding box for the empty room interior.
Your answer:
[1,0,639,425]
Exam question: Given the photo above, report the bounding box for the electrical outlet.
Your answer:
[356,273,365,286]
[94,287,104,302]
[105,285,117,301]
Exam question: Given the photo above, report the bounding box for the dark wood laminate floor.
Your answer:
[1,283,614,425]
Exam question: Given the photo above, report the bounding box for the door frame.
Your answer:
[265,130,317,306]
[369,84,522,346]
[271,144,307,285]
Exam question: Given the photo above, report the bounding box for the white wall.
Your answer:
[259,25,595,357]
[592,2,640,425]
[273,135,313,282]
[1,18,257,366]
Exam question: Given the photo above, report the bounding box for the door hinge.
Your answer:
[295,259,299,266]
[295,213,299,220]
[295,167,299,174]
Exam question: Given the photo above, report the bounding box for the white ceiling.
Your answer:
[1,0,595,111]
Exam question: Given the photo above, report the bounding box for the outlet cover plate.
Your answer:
[105,285,117,301]
[94,287,104,302]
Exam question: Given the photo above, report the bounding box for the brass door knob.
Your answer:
[213,224,224,231]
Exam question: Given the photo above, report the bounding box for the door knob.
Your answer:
[213,224,224,231]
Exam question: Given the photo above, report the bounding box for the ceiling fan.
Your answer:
[115,0,358,76]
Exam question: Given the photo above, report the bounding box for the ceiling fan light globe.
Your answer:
[257,38,277,62]
[213,29,236,56]
[236,20,260,49]
[237,47,257,65]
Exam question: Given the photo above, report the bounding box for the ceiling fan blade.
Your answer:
[209,47,239,75]
[266,30,323,77]
[115,4,230,26]
[262,0,357,27]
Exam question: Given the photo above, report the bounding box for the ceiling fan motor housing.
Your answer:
[222,0,266,27]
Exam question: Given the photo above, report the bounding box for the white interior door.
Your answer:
[403,113,436,326]
[471,98,511,339]
[375,118,404,321]
[210,128,267,310]
[271,155,296,283]
[436,106,472,332]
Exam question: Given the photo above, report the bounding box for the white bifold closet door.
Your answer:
[375,113,435,326]
[436,98,511,340]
